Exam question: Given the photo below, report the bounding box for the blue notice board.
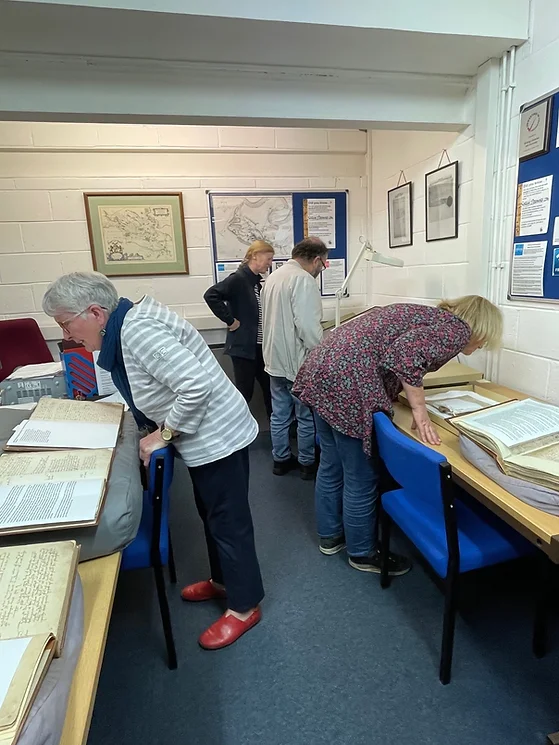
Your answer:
[208,190,348,297]
[510,91,559,301]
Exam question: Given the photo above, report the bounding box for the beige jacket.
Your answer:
[261,259,323,382]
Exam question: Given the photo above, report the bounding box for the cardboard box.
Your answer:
[423,360,484,389]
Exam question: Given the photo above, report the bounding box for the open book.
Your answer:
[425,390,504,418]
[0,541,79,658]
[450,398,559,490]
[0,634,56,745]
[0,449,114,535]
[4,397,123,452]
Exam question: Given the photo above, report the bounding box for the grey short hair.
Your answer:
[42,272,119,317]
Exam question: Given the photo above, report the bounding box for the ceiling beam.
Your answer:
[0,53,473,131]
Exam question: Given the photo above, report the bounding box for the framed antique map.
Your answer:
[209,193,294,261]
[84,193,189,277]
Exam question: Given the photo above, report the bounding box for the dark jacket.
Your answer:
[203,265,262,360]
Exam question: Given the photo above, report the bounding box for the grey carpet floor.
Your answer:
[88,434,559,745]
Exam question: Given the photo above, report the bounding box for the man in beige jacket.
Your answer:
[261,237,327,480]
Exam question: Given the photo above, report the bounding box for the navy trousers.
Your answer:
[188,447,264,613]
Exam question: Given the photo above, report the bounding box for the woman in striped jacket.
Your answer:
[42,271,264,650]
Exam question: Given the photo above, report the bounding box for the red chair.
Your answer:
[0,318,53,382]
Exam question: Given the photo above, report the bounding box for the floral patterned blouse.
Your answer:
[292,304,471,455]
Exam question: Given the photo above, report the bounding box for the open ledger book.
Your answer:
[0,540,79,745]
[0,449,114,535]
[450,398,559,490]
[4,397,123,452]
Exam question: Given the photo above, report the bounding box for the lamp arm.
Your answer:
[335,238,371,327]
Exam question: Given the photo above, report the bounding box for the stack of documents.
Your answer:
[0,541,79,745]
[5,363,63,381]
[0,397,124,536]
[425,390,502,419]
[451,398,559,491]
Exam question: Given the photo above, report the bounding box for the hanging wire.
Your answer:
[396,170,408,187]
[437,149,452,169]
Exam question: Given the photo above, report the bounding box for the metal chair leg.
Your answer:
[168,529,177,585]
[153,563,178,670]
[439,565,458,685]
[533,554,552,659]
[380,506,392,590]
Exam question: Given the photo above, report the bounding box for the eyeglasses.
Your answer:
[57,309,87,332]
[57,305,109,332]
[318,256,328,270]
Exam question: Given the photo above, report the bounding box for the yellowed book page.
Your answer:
[0,450,112,487]
[6,420,119,451]
[0,541,78,656]
[506,443,559,483]
[524,441,559,462]
[0,638,54,744]
[504,464,558,490]
[32,398,123,426]
[0,635,54,729]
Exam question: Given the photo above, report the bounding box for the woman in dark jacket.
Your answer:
[204,240,274,416]
[293,295,502,576]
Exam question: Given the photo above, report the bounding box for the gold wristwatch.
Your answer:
[160,424,177,442]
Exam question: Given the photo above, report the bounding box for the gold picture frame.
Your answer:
[84,192,189,277]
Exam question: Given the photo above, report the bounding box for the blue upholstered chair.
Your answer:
[121,446,178,670]
[373,412,533,684]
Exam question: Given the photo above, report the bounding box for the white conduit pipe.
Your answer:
[485,51,508,381]
[487,47,516,382]
[493,46,516,382]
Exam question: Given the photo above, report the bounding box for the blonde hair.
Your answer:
[438,295,502,350]
[242,240,274,265]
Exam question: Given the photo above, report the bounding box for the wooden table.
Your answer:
[60,552,121,745]
[393,381,559,562]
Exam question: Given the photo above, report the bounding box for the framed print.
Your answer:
[519,96,552,162]
[84,192,189,277]
[388,181,413,248]
[425,161,459,242]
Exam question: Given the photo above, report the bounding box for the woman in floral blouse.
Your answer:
[292,296,502,576]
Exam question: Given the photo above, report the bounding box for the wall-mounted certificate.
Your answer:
[519,97,552,162]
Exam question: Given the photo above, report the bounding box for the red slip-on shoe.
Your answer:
[198,608,262,650]
[180,580,226,602]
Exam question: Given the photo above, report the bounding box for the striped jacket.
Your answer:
[121,296,258,467]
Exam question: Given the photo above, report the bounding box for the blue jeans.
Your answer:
[314,412,378,557]
[269,376,316,466]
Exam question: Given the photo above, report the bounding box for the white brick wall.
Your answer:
[369,129,474,307]
[496,0,559,402]
[0,123,367,341]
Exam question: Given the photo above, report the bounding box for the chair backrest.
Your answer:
[0,318,53,382]
[148,446,175,562]
[373,411,447,510]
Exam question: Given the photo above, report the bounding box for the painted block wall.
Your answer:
[368,128,474,307]
[0,123,368,346]
[496,0,559,400]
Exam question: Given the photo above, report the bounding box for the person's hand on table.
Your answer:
[411,405,441,446]
[139,429,168,468]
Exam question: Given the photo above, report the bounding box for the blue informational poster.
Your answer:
[208,191,348,297]
[510,91,559,301]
